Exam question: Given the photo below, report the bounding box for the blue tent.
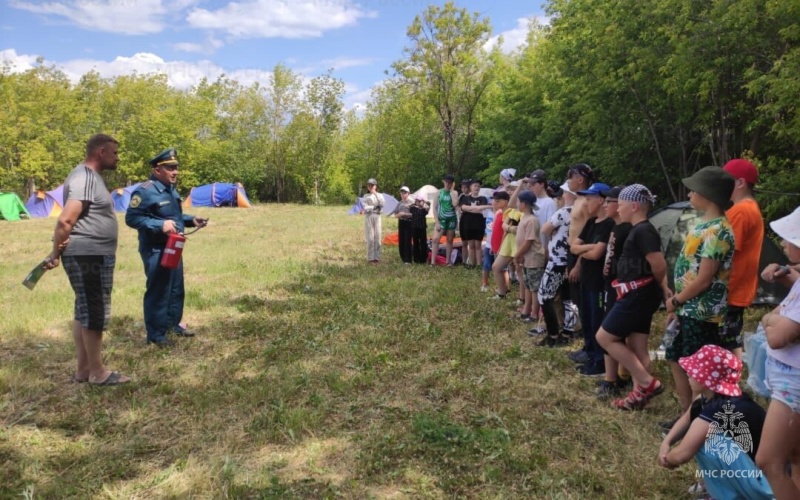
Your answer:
[183,182,252,208]
[347,193,399,215]
[25,185,64,218]
[111,183,143,212]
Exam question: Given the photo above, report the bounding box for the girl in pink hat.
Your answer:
[658,344,773,499]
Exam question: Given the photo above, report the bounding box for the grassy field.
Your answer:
[0,205,761,498]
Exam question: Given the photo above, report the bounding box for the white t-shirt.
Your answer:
[547,207,572,267]
[767,279,800,368]
[535,196,556,249]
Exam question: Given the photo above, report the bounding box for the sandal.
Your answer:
[612,378,663,411]
[89,371,131,386]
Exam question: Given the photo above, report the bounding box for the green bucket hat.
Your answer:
[682,166,735,210]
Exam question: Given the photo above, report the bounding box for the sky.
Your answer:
[0,0,546,109]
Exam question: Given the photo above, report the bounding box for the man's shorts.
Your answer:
[601,286,661,338]
[766,356,800,413]
[63,255,115,331]
[523,267,544,292]
[538,262,566,302]
[665,316,723,362]
[482,246,495,272]
[720,305,745,350]
[438,216,457,231]
[498,234,516,258]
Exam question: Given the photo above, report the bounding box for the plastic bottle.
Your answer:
[662,318,680,348]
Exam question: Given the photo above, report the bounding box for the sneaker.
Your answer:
[537,334,570,347]
[527,325,546,335]
[490,293,507,300]
[568,350,590,364]
[659,418,678,437]
[687,481,706,497]
[480,285,489,292]
[519,314,535,323]
[596,380,623,400]
[577,362,605,377]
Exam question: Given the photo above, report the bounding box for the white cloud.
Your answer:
[0,49,272,89]
[8,0,190,35]
[0,48,39,72]
[1,49,372,112]
[485,16,550,53]
[187,0,376,39]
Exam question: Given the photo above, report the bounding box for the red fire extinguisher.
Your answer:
[160,232,186,269]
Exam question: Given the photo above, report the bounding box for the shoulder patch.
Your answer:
[130,195,141,208]
[141,181,154,189]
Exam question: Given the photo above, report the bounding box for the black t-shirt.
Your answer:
[690,393,766,460]
[616,220,662,282]
[578,216,614,291]
[459,194,488,230]
[605,222,632,281]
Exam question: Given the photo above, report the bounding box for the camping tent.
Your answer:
[650,201,788,305]
[0,192,30,221]
[410,185,439,218]
[183,182,252,208]
[111,183,143,212]
[25,185,64,218]
[347,193,399,216]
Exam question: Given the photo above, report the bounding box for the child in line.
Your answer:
[408,194,430,264]
[665,167,736,413]
[459,179,491,270]
[485,191,509,293]
[570,182,613,376]
[595,185,671,409]
[514,191,546,321]
[755,206,800,499]
[658,344,773,499]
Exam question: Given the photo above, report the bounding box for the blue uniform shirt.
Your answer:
[125,176,195,251]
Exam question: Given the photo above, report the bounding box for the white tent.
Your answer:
[411,184,439,218]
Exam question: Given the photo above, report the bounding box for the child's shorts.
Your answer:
[601,286,661,338]
[437,216,457,231]
[482,246,494,272]
[538,262,566,302]
[766,355,800,413]
[665,316,724,362]
[498,234,516,258]
[523,267,544,292]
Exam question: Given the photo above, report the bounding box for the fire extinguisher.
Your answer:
[160,232,186,269]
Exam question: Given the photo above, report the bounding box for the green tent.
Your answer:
[0,192,31,221]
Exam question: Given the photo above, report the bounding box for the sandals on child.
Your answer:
[612,378,664,411]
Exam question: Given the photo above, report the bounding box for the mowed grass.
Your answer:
[0,204,761,498]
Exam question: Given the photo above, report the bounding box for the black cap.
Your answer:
[529,169,547,183]
[568,163,594,182]
[443,174,455,182]
[682,167,735,210]
[546,180,563,197]
[461,178,472,185]
[601,185,625,199]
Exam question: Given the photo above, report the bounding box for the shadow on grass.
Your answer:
[1,257,693,498]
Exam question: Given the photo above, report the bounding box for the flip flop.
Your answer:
[89,371,130,386]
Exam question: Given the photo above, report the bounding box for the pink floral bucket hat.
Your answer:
[678,344,742,397]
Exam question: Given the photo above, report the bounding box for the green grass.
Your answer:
[0,205,765,498]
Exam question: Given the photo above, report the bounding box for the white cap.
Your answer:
[770,207,800,247]
[415,193,426,201]
[560,182,576,195]
[500,168,516,181]
[399,186,410,192]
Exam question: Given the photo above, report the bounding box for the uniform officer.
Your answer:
[125,148,208,347]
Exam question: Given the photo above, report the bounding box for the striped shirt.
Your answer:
[61,163,118,256]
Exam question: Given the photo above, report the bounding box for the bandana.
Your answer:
[500,168,516,181]
[619,184,656,205]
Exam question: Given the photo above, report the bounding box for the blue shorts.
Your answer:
[482,246,495,272]
[766,356,800,413]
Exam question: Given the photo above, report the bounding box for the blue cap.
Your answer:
[518,190,539,209]
[577,182,610,196]
[149,148,179,167]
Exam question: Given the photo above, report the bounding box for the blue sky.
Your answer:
[0,0,546,108]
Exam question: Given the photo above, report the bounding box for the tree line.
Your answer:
[1,0,798,219]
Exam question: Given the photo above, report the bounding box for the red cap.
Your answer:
[723,159,758,184]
